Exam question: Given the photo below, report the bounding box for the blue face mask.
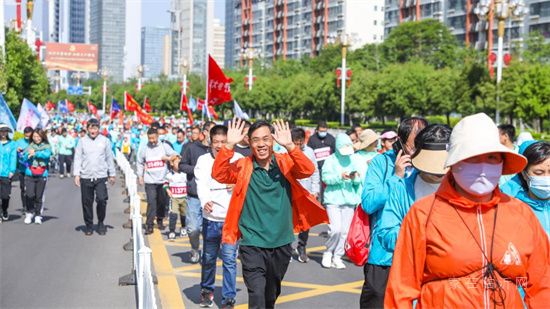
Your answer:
[318,132,327,138]
[527,175,550,200]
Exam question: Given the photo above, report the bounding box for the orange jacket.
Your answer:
[385,174,550,308]
[212,145,329,245]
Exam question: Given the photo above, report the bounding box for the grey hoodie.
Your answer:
[137,141,177,184]
[73,134,116,179]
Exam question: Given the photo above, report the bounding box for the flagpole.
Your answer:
[204,54,209,122]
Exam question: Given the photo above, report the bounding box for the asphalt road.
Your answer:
[0,175,135,309]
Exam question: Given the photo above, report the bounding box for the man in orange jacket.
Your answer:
[212,118,328,309]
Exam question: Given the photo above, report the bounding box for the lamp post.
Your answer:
[241,48,258,91]
[99,67,109,113]
[71,71,82,86]
[180,58,188,97]
[53,72,61,93]
[475,0,525,124]
[136,65,144,91]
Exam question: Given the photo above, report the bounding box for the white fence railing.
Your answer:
[115,150,158,309]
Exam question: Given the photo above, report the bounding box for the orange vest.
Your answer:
[385,174,550,308]
[212,146,329,245]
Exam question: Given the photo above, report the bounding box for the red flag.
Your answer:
[207,55,233,106]
[207,105,219,120]
[135,109,153,125]
[143,96,151,113]
[45,101,55,111]
[87,101,98,116]
[197,98,205,111]
[67,100,75,113]
[124,91,140,112]
[180,93,188,111]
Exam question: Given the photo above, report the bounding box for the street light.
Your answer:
[475,0,526,124]
[180,58,188,97]
[241,48,259,91]
[136,65,144,91]
[329,33,352,126]
[53,72,61,93]
[98,67,109,114]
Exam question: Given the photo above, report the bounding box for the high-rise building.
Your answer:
[528,0,550,42]
[141,27,171,79]
[224,0,385,69]
[90,0,126,82]
[125,0,142,80]
[41,0,88,43]
[212,18,225,68]
[170,0,215,76]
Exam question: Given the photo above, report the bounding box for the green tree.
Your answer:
[522,31,550,64]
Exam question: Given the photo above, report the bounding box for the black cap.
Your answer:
[87,118,100,128]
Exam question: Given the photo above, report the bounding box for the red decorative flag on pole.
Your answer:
[207,55,233,106]
[124,91,140,112]
[45,101,55,111]
[67,100,75,113]
[87,101,98,116]
[143,96,151,113]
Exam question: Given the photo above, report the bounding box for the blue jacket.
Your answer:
[361,149,401,266]
[23,143,52,177]
[502,175,550,236]
[0,139,17,178]
[15,138,30,172]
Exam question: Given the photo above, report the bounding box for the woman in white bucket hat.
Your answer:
[385,113,550,307]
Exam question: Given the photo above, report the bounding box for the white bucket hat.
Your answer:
[445,113,527,175]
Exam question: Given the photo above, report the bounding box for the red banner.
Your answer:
[208,55,233,106]
[44,43,99,72]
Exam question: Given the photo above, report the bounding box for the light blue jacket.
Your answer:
[57,134,76,156]
[15,138,30,172]
[23,143,52,177]
[502,175,550,236]
[361,149,401,266]
[0,139,17,178]
[322,134,362,206]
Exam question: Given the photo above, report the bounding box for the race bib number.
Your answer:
[313,147,331,161]
[146,160,165,169]
[170,186,187,195]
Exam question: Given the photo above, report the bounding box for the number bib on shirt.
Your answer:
[313,146,331,162]
[145,159,165,170]
[170,186,187,195]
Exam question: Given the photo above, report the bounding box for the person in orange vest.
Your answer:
[212,118,328,309]
[385,113,550,308]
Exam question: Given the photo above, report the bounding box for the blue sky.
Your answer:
[4,0,226,29]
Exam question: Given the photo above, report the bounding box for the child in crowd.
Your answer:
[163,155,188,240]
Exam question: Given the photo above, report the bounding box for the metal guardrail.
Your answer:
[115,150,158,309]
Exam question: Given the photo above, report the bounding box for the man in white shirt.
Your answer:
[194,125,243,308]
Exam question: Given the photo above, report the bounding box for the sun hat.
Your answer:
[444,113,527,174]
[516,131,534,146]
[354,129,379,151]
[411,142,449,175]
[380,131,397,140]
[0,124,13,132]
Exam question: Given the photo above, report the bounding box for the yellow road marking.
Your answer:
[163,242,192,248]
[148,229,186,309]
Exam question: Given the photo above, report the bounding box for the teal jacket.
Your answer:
[23,143,52,177]
[361,149,401,266]
[57,135,75,156]
[15,138,30,172]
[0,139,17,178]
[502,175,550,236]
[321,134,363,206]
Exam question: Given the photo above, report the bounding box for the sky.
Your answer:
[3,0,226,29]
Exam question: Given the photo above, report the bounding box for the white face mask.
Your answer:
[526,175,550,200]
[452,161,503,197]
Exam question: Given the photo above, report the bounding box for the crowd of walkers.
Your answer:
[0,110,549,308]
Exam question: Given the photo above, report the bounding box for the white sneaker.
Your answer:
[321,252,333,268]
[332,257,346,269]
[24,213,33,224]
[34,216,42,225]
[59,174,64,179]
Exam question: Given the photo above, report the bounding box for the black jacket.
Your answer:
[307,132,336,169]
[179,141,209,197]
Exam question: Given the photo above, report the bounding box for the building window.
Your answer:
[374,20,377,26]
[373,34,377,40]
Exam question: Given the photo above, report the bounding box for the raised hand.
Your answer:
[272,120,295,151]
[226,117,247,149]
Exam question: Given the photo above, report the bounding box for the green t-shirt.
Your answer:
[239,156,294,248]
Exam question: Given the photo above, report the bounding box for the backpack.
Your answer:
[345,154,390,266]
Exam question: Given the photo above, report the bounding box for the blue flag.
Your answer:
[188,97,197,112]
[58,99,69,113]
[0,94,17,134]
[111,98,121,112]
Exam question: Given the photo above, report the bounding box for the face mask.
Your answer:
[527,175,550,200]
[452,162,503,197]
[318,132,327,138]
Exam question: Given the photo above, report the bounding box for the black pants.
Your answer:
[360,264,390,309]
[58,154,73,175]
[80,178,108,227]
[240,244,292,309]
[297,230,309,248]
[25,176,47,216]
[18,173,26,211]
[0,177,12,213]
[144,183,167,227]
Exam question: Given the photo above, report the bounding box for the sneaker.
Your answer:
[97,223,107,235]
[321,252,333,268]
[24,213,33,224]
[144,226,154,235]
[221,298,236,309]
[199,289,214,308]
[332,257,346,269]
[84,226,93,236]
[59,174,64,179]
[179,228,188,237]
[296,246,308,263]
[168,232,176,240]
[34,216,42,225]
[190,249,201,264]
[2,211,8,221]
